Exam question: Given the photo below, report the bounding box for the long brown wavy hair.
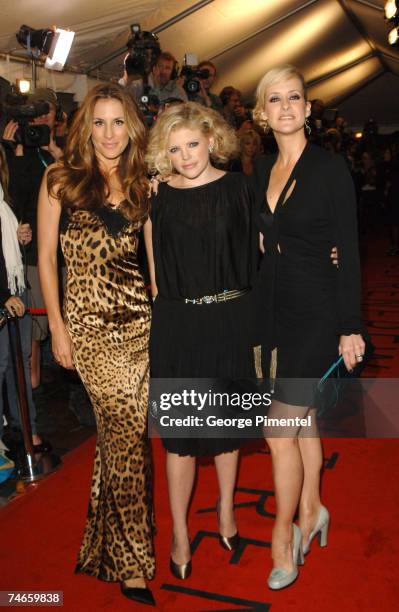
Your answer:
[47,83,149,221]
[0,144,11,204]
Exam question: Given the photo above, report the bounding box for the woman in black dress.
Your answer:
[251,66,365,589]
[145,102,258,579]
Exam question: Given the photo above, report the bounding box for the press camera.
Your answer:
[5,94,50,146]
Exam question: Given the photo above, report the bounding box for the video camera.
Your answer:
[4,93,50,146]
[180,54,209,96]
[124,24,161,126]
[126,24,160,77]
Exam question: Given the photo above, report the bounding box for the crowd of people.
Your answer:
[120,49,399,250]
[0,49,386,605]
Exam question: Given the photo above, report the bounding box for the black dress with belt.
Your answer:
[251,143,364,406]
[150,172,259,455]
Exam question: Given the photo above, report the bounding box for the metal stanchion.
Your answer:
[6,312,61,482]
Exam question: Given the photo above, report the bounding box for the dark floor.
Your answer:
[0,364,96,506]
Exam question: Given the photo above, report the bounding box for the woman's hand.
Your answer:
[259,232,265,254]
[51,324,75,369]
[2,120,24,156]
[148,175,171,196]
[46,135,63,161]
[339,334,366,371]
[4,296,25,317]
[330,246,338,266]
[17,223,32,245]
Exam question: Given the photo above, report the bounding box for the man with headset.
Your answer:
[2,88,63,398]
[148,52,187,103]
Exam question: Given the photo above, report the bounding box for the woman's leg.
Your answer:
[298,408,323,545]
[0,325,9,444]
[266,436,303,571]
[214,449,239,536]
[264,400,308,571]
[166,451,196,563]
[30,339,41,390]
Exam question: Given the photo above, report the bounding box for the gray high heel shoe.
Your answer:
[302,505,330,556]
[267,523,304,590]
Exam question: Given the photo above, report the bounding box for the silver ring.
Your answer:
[356,355,363,361]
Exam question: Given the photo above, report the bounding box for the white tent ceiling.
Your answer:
[0,0,398,125]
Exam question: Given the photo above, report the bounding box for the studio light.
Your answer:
[388,26,399,45]
[16,25,53,56]
[16,24,75,70]
[44,29,75,71]
[384,2,399,45]
[385,0,399,21]
[16,78,32,94]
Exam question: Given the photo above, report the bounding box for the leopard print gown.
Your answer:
[59,206,155,582]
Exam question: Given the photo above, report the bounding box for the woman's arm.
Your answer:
[143,218,158,299]
[327,154,365,370]
[37,167,74,369]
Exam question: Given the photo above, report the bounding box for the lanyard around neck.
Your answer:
[36,148,49,169]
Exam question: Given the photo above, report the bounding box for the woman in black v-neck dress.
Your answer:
[251,66,365,590]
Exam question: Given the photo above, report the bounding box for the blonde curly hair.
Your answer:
[146,102,238,177]
[253,65,307,132]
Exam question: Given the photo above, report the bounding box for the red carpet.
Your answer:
[1,436,399,611]
[2,236,399,611]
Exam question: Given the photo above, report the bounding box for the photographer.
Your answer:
[148,52,187,103]
[2,88,63,390]
[219,86,242,128]
[189,60,223,112]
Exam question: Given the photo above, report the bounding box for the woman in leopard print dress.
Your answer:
[38,84,155,606]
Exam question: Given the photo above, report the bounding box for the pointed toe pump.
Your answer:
[216,499,240,552]
[170,556,192,580]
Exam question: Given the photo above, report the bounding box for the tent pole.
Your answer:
[325,68,385,106]
[350,0,383,11]
[208,0,318,61]
[31,58,37,90]
[307,52,375,87]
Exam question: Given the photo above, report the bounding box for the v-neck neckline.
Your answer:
[265,142,308,215]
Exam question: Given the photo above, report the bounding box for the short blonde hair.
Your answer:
[240,129,261,148]
[146,102,238,177]
[253,65,307,131]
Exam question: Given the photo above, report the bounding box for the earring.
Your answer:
[208,144,214,153]
[305,117,311,135]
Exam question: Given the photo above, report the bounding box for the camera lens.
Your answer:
[26,126,39,141]
[187,80,200,93]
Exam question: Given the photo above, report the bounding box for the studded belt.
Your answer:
[184,288,250,305]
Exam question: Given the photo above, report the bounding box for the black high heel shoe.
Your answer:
[120,582,155,606]
[169,556,192,580]
[216,499,240,551]
[170,536,192,580]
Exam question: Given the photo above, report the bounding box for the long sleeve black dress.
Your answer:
[251,143,364,406]
[150,172,259,455]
